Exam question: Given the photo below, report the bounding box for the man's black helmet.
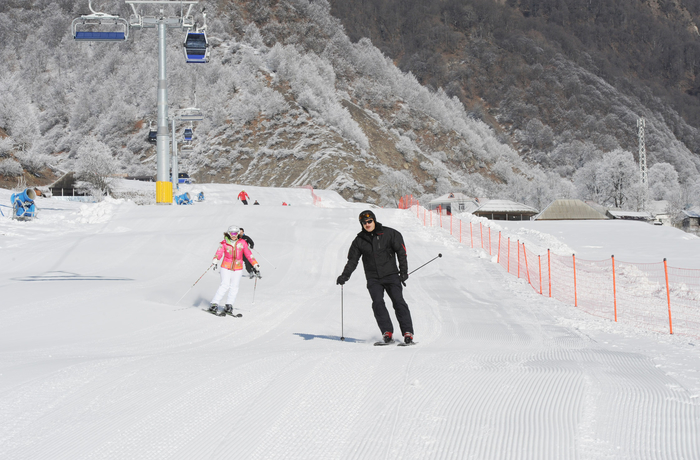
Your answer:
[359,210,376,223]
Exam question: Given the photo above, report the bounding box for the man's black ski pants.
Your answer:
[367,274,413,336]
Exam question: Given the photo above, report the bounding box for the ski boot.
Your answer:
[382,332,394,344]
[208,303,220,315]
[403,332,414,345]
[224,304,233,315]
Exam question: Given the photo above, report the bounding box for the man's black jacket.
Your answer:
[341,222,408,280]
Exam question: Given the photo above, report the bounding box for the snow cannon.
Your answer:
[174,192,193,205]
[197,191,205,202]
[10,189,37,220]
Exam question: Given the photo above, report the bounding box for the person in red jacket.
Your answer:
[237,190,250,205]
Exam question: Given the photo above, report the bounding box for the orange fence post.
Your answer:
[517,240,520,278]
[664,258,673,335]
[612,255,617,322]
[459,220,462,243]
[523,243,531,285]
[538,255,542,294]
[439,210,442,228]
[497,232,501,264]
[573,254,577,307]
[548,249,552,298]
[507,237,510,273]
[488,227,492,256]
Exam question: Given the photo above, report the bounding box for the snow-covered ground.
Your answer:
[1,182,699,459]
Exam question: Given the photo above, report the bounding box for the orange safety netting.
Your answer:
[300,185,322,206]
[399,195,700,338]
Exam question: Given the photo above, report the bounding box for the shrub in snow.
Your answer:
[376,169,423,207]
[0,158,23,177]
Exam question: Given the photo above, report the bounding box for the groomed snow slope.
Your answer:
[1,183,699,459]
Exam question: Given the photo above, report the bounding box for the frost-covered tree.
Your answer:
[376,169,423,207]
[0,158,23,177]
[648,162,680,201]
[72,138,118,199]
[597,149,638,208]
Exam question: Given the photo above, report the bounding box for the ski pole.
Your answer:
[252,277,258,305]
[252,248,276,269]
[340,285,345,341]
[408,253,443,276]
[175,264,214,305]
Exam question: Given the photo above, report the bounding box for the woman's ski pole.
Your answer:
[175,263,214,305]
[252,248,276,269]
[252,277,258,305]
[408,253,442,276]
[340,285,345,341]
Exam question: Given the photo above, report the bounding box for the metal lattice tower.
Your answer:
[638,117,648,208]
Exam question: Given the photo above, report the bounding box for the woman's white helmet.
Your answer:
[227,226,241,237]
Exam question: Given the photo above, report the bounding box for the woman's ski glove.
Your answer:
[336,275,348,285]
[212,258,219,270]
[253,263,262,278]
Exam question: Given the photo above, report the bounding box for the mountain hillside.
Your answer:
[0,0,699,211]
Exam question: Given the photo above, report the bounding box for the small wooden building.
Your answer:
[473,199,539,221]
[606,210,653,221]
[428,192,479,214]
[49,172,87,197]
[680,210,700,232]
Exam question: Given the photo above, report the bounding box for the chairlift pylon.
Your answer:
[72,0,129,41]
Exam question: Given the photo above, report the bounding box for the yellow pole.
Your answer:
[156,181,173,204]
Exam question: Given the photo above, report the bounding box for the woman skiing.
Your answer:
[209,226,260,316]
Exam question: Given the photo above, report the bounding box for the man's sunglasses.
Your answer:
[362,219,374,225]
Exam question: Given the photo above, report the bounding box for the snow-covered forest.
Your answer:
[1,0,700,210]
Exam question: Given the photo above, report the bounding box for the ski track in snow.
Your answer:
[0,184,699,459]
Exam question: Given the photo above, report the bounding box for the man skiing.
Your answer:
[209,226,260,316]
[238,228,257,279]
[237,190,250,205]
[336,210,414,345]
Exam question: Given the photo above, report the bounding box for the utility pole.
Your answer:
[638,117,648,210]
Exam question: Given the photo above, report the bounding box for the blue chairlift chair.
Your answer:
[71,1,129,42]
[183,127,193,142]
[147,121,157,145]
[183,31,209,63]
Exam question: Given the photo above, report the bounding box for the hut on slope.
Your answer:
[533,199,607,220]
[472,199,539,221]
[428,192,479,215]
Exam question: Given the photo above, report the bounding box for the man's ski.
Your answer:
[203,308,225,317]
[226,311,243,318]
[397,342,417,347]
[373,339,395,346]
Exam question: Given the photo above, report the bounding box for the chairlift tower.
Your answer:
[638,117,648,210]
[73,0,207,204]
[170,93,203,191]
